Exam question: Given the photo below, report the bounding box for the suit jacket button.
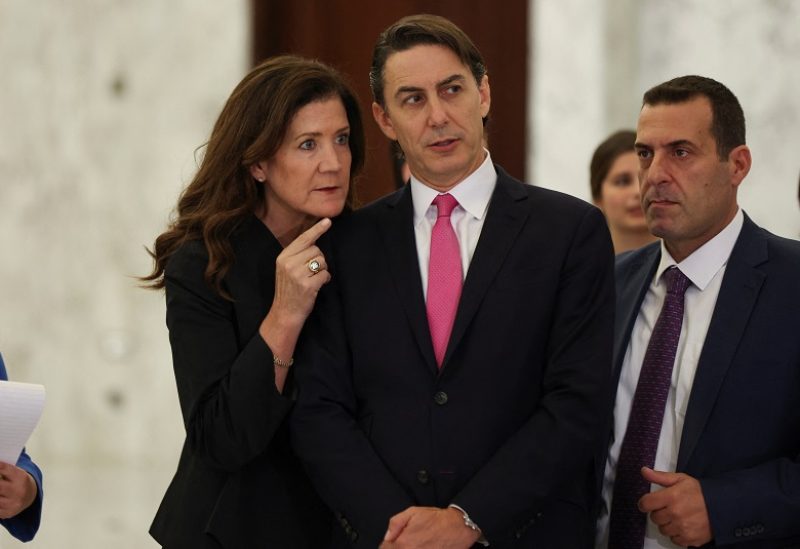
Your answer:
[433,391,448,405]
[417,469,430,484]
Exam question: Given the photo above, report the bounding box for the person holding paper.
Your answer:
[0,353,43,542]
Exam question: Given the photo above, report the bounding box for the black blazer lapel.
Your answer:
[443,168,529,368]
[677,215,768,470]
[378,186,439,374]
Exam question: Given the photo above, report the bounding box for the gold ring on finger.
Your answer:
[308,259,321,274]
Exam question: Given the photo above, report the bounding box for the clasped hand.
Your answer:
[380,506,480,549]
[639,467,713,547]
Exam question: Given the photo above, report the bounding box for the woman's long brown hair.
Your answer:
[141,55,365,297]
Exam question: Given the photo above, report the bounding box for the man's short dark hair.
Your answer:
[642,75,746,160]
[369,14,487,107]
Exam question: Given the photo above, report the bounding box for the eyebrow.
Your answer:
[393,73,466,99]
[293,126,350,140]
[635,139,694,149]
[438,74,466,87]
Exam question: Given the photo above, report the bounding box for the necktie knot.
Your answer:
[433,193,459,218]
[664,266,691,297]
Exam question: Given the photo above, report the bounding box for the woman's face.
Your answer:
[251,96,352,231]
[595,151,647,234]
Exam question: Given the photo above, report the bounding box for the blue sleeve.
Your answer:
[701,457,800,545]
[1,450,43,542]
[0,353,44,541]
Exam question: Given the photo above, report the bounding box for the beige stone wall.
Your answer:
[0,1,247,547]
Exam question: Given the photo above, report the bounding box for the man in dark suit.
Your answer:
[292,14,615,548]
[596,75,800,548]
[0,353,43,543]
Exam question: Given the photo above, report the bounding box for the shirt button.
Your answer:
[433,391,448,405]
[417,469,430,484]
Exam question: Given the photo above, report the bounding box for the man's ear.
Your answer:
[478,74,491,119]
[728,144,752,189]
[372,101,398,141]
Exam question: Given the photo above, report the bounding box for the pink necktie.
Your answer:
[427,194,463,367]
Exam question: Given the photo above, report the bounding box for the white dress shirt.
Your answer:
[411,150,497,300]
[596,209,744,549]
[410,152,496,546]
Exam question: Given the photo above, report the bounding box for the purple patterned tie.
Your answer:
[608,266,691,548]
[427,194,462,368]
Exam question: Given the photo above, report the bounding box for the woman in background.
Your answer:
[142,55,364,548]
[590,129,656,253]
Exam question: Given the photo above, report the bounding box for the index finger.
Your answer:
[638,487,670,513]
[285,218,332,252]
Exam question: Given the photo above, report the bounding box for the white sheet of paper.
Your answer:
[0,380,46,465]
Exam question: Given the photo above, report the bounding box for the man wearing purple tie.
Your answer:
[597,76,800,548]
[292,14,615,548]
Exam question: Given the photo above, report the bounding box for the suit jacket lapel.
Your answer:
[602,244,660,454]
[378,186,439,374]
[612,245,660,389]
[677,215,767,470]
[442,169,529,368]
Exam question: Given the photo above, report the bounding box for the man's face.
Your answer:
[635,96,749,261]
[372,44,490,192]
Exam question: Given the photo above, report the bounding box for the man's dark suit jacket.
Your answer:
[292,166,616,547]
[149,216,331,549]
[0,353,43,543]
[612,213,800,547]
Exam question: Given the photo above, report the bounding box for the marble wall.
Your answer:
[532,0,800,240]
[1,1,798,547]
[0,1,247,547]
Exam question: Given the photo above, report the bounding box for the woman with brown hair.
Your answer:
[590,130,657,254]
[142,55,364,548]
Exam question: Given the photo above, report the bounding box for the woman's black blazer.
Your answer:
[150,216,332,548]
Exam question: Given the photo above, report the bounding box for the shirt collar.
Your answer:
[655,208,744,291]
[411,150,497,226]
